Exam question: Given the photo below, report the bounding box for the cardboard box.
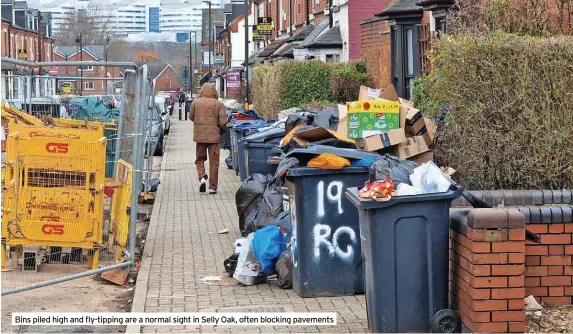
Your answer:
[408,151,434,166]
[405,107,425,136]
[346,100,400,139]
[337,104,347,135]
[293,126,354,147]
[393,135,430,159]
[359,85,383,101]
[355,128,407,152]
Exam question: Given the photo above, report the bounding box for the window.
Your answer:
[79,65,93,71]
[390,23,421,100]
[84,82,95,90]
[168,80,172,88]
[63,82,72,88]
[326,54,339,62]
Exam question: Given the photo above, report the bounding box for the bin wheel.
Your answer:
[431,309,460,333]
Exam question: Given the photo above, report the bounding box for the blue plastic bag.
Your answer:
[252,225,286,275]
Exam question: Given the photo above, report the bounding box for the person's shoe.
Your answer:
[199,176,208,193]
[208,188,217,195]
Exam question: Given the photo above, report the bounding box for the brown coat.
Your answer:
[189,83,227,143]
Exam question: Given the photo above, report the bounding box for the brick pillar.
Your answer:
[450,208,526,333]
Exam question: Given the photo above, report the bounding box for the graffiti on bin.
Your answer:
[314,180,357,263]
[290,198,298,268]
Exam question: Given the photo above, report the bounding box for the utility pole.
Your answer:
[105,35,110,94]
[244,0,249,109]
[191,31,195,90]
[75,33,83,95]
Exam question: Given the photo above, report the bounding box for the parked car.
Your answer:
[154,96,171,134]
[145,104,165,157]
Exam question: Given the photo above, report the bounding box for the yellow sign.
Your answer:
[347,100,400,113]
[63,87,72,93]
[257,25,273,31]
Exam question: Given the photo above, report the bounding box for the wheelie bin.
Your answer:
[285,167,369,297]
[345,187,461,333]
[245,142,282,179]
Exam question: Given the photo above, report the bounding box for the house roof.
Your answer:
[305,25,343,48]
[146,63,176,80]
[54,45,104,60]
[271,43,295,58]
[258,38,289,58]
[376,0,423,17]
[298,19,329,48]
[288,24,315,42]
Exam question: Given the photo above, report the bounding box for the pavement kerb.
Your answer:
[125,130,171,334]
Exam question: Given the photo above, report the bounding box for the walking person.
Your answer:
[189,83,227,194]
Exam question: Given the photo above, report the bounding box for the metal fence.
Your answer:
[1,57,154,295]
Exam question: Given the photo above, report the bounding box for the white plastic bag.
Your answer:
[234,238,248,254]
[396,183,423,196]
[233,233,266,286]
[409,161,452,194]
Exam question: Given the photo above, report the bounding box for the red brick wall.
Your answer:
[449,209,527,333]
[294,0,307,28]
[525,223,573,305]
[155,66,183,92]
[360,17,391,88]
[348,0,385,60]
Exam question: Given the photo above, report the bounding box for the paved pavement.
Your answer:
[130,117,368,333]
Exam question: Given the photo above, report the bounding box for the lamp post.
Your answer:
[75,33,83,95]
[189,30,198,92]
[202,0,212,74]
[105,35,110,94]
[244,0,249,109]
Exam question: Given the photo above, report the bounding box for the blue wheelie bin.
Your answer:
[286,167,369,297]
[345,187,461,333]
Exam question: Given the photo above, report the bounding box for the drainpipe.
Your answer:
[289,0,293,36]
[305,0,309,25]
[276,0,280,35]
[328,0,333,28]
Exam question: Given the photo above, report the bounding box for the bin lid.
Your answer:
[245,128,285,143]
[286,167,368,178]
[286,145,379,165]
[245,142,281,149]
[345,187,461,210]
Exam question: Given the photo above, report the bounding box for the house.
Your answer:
[53,45,122,96]
[147,63,182,92]
[1,0,54,100]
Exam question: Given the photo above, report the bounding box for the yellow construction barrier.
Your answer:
[2,122,107,270]
[110,160,132,250]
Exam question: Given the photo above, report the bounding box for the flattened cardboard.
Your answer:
[408,151,434,166]
[355,128,407,152]
[337,104,347,135]
[394,135,430,159]
[359,85,383,101]
[379,84,399,101]
[293,126,354,148]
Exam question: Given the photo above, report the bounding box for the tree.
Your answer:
[54,5,114,45]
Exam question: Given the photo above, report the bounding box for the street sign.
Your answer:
[203,50,213,67]
[256,17,273,36]
[17,49,27,60]
[48,67,58,76]
[63,87,72,93]
[30,66,40,74]
[226,70,242,91]
[252,28,264,42]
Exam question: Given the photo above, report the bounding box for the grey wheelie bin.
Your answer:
[285,167,369,297]
[345,187,461,333]
[245,142,282,179]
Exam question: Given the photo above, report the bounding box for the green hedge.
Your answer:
[414,32,573,190]
[252,60,370,119]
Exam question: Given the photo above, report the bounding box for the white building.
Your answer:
[28,0,224,38]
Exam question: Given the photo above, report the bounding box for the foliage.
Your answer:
[280,61,333,109]
[252,64,283,120]
[447,0,573,36]
[330,62,371,103]
[415,32,573,189]
[54,5,114,45]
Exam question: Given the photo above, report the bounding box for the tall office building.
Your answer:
[28,0,224,38]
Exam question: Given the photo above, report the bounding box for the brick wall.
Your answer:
[155,66,183,92]
[359,17,391,88]
[449,206,573,333]
[525,222,573,305]
[450,209,526,333]
[348,0,385,60]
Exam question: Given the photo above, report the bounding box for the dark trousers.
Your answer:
[195,142,220,190]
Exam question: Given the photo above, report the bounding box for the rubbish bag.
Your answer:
[252,226,286,276]
[285,113,312,135]
[233,233,267,285]
[368,154,418,184]
[149,178,161,192]
[252,182,284,233]
[409,161,452,194]
[223,253,239,276]
[275,157,300,183]
[311,107,339,130]
[275,249,293,289]
[236,174,271,236]
[243,207,261,237]
[307,153,351,170]
[225,155,233,169]
[275,211,292,240]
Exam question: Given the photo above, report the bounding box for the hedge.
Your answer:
[252,60,370,119]
[414,32,573,190]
